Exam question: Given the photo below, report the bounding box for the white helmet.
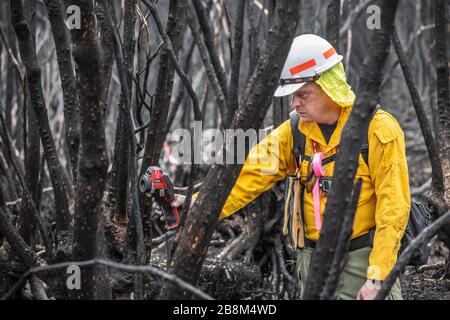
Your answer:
[274,34,343,97]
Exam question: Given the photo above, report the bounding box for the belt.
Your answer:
[303,232,372,252]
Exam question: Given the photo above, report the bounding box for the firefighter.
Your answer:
[172,34,410,300]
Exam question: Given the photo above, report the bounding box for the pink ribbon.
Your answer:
[312,152,324,231]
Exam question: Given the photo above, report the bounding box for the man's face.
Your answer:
[289,82,338,123]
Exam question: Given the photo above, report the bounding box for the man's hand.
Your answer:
[356,279,381,300]
[170,194,196,209]
[151,194,196,221]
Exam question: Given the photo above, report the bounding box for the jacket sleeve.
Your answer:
[367,114,411,281]
[218,120,296,221]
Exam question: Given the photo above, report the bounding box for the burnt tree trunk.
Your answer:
[99,0,145,299]
[139,0,187,170]
[15,0,40,247]
[435,0,450,206]
[17,87,41,246]
[94,0,115,119]
[325,0,341,51]
[0,206,40,269]
[226,0,245,128]
[158,0,301,300]
[70,0,109,300]
[303,0,399,300]
[247,0,260,79]
[136,0,187,261]
[95,0,116,234]
[110,114,129,224]
[10,0,71,251]
[45,0,81,184]
[109,0,136,226]
[0,92,51,255]
[434,0,450,248]
[94,1,117,300]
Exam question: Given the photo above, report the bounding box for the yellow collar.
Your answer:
[298,107,352,153]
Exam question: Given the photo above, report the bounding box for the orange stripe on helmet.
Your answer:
[289,59,317,76]
[323,47,336,59]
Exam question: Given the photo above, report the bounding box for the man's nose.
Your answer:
[290,96,300,109]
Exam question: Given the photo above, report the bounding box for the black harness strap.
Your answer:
[290,112,306,167]
[290,113,306,242]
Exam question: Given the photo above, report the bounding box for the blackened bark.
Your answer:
[226,0,245,128]
[0,103,49,253]
[10,0,71,241]
[247,0,260,78]
[94,0,115,114]
[124,1,136,91]
[325,0,341,51]
[99,0,145,300]
[158,0,300,300]
[0,206,39,268]
[138,0,187,252]
[5,61,16,142]
[110,0,136,225]
[433,0,450,252]
[435,0,450,207]
[18,88,41,246]
[70,0,109,300]
[0,206,61,300]
[303,0,399,300]
[111,113,129,224]
[15,2,38,246]
[45,0,80,184]
[95,0,116,224]
[93,2,117,301]
[139,0,186,171]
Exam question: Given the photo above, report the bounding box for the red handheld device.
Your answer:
[139,166,181,229]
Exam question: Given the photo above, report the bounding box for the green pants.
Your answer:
[296,246,403,300]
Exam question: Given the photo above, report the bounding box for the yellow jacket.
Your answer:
[218,106,411,281]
